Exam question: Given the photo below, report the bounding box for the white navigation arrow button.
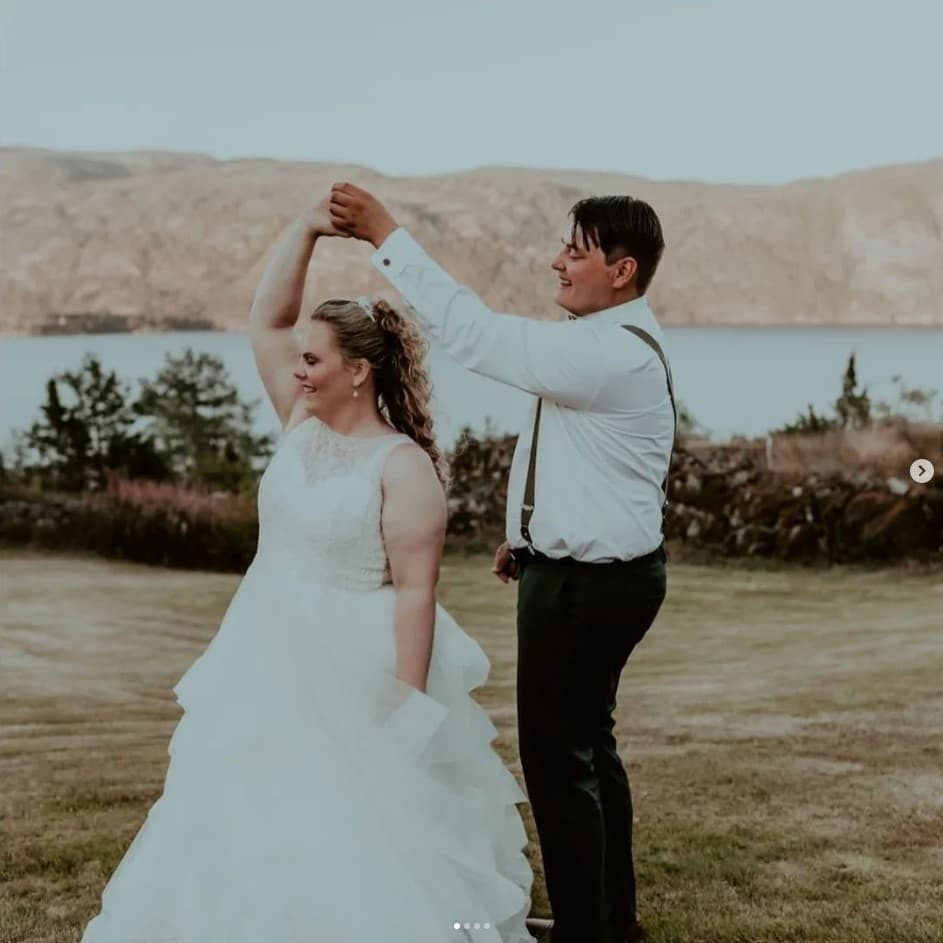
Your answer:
[909,459,935,484]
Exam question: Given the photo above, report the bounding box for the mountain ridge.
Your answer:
[2,148,941,335]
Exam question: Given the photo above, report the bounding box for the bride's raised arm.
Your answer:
[249,199,345,426]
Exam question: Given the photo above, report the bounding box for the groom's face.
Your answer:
[551,224,615,316]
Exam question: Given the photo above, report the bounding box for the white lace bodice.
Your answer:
[255,415,414,591]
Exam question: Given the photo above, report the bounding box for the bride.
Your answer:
[80,198,536,943]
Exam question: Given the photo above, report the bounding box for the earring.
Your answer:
[352,387,359,398]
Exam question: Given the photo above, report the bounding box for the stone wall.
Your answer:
[446,435,943,563]
[664,444,941,563]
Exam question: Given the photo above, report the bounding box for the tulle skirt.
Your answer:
[81,560,535,943]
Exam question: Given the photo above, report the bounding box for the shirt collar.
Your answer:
[577,295,652,327]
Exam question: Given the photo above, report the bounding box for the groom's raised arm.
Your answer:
[370,228,605,409]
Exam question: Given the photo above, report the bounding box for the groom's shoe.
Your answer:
[525,916,554,938]
[625,920,649,943]
[524,916,647,943]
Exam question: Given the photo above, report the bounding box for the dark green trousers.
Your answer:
[516,546,667,943]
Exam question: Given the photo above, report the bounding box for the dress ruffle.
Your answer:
[82,563,535,943]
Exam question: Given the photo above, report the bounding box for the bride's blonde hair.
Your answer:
[308,298,450,490]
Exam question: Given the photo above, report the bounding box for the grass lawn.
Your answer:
[1,550,942,942]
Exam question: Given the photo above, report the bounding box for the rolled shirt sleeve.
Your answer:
[371,228,606,410]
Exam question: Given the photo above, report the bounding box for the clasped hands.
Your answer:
[306,183,399,249]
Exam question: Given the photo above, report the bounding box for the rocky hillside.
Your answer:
[2,147,942,334]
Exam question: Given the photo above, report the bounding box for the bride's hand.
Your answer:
[303,196,350,238]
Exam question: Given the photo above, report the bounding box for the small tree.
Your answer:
[0,431,35,490]
[834,353,871,429]
[775,353,870,436]
[873,375,940,423]
[22,354,168,490]
[134,348,274,490]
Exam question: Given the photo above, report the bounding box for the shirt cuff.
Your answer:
[370,227,425,279]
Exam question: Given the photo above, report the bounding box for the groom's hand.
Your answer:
[329,182,399,248]
[492,541,520,584]
[303,196,351,238]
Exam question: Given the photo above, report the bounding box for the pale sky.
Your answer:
[2,0,942,183]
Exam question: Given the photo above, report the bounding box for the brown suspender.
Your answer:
[620,324,677,503]
[519,397,542,550]
[519,325,676,552]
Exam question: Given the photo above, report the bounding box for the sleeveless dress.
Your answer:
[81,414,536,943]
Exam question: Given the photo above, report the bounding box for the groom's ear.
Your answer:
[610,254,638,290]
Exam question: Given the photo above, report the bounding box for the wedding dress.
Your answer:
[82,414,535,943]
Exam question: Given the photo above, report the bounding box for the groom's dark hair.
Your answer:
[569,196,665,294]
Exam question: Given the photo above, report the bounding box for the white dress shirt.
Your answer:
[371,228,674,563]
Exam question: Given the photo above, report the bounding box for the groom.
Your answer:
[330,183,673,943]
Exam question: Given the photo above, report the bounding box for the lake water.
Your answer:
[1,327,940,453]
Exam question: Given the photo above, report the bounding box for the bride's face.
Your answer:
[294,320,363,409]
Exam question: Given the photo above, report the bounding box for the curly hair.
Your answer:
[308,298,450,490]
